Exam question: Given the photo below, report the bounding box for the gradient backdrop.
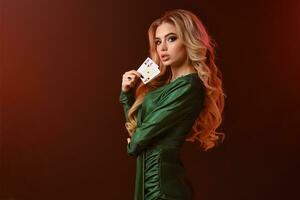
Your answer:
[1,0,299,199]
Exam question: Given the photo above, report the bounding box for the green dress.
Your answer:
[119,73,205,200]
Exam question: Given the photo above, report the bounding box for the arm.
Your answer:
[119,89,136,122]
[127,81,203,156]
[119,69,141,122]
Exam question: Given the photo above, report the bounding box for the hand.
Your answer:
[121,70,142,92]
[127,137,131,144]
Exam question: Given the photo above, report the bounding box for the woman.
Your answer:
[119,9,226,200]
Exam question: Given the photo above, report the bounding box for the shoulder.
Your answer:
[143,73,205,102]
[170,73,205,94]
[158,74,204,102]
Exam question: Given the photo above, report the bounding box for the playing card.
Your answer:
[137,57,160,84]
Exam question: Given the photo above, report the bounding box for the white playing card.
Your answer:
[137,57,160,84]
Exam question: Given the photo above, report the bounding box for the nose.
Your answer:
[160,40,167,51]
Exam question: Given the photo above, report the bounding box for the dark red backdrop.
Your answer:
[1,0,299,199]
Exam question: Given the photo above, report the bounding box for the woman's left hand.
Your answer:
[127,138,131,144]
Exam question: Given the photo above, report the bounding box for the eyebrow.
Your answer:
[155,32,176,40]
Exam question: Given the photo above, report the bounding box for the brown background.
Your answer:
[0,0,299,199]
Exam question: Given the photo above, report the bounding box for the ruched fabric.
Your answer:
[144,149,161,199]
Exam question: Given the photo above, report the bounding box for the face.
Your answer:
[155,22,188,68]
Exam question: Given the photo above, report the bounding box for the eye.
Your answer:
[155,40,161,46]
[168,36,177,42]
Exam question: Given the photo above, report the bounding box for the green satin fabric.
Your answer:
[119,73,205,200]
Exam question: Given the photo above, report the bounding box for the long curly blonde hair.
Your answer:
[125,9,226,151]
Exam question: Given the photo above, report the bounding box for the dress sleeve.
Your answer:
[119,90,136,122]
[127,80,203,156]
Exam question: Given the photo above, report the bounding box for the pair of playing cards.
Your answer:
[137,57,161,84]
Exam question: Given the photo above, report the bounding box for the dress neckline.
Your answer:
[169,72,198,83]
[144,72,199,98]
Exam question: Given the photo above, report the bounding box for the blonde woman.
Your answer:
[119,9,226,200]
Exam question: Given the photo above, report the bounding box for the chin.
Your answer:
[162,60,172,66]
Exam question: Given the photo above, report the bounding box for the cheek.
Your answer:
[172,43,187,57]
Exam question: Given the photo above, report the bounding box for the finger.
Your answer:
[124,76,139,85]
[123,81,132,88]
[132,71,142,78]
[130,82,135,87]
[123,74,133,81]
[127,70,142,78]
[131,74,142,83]
[126,73,136,80]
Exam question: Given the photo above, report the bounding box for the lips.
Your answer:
[161,54,170,61]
